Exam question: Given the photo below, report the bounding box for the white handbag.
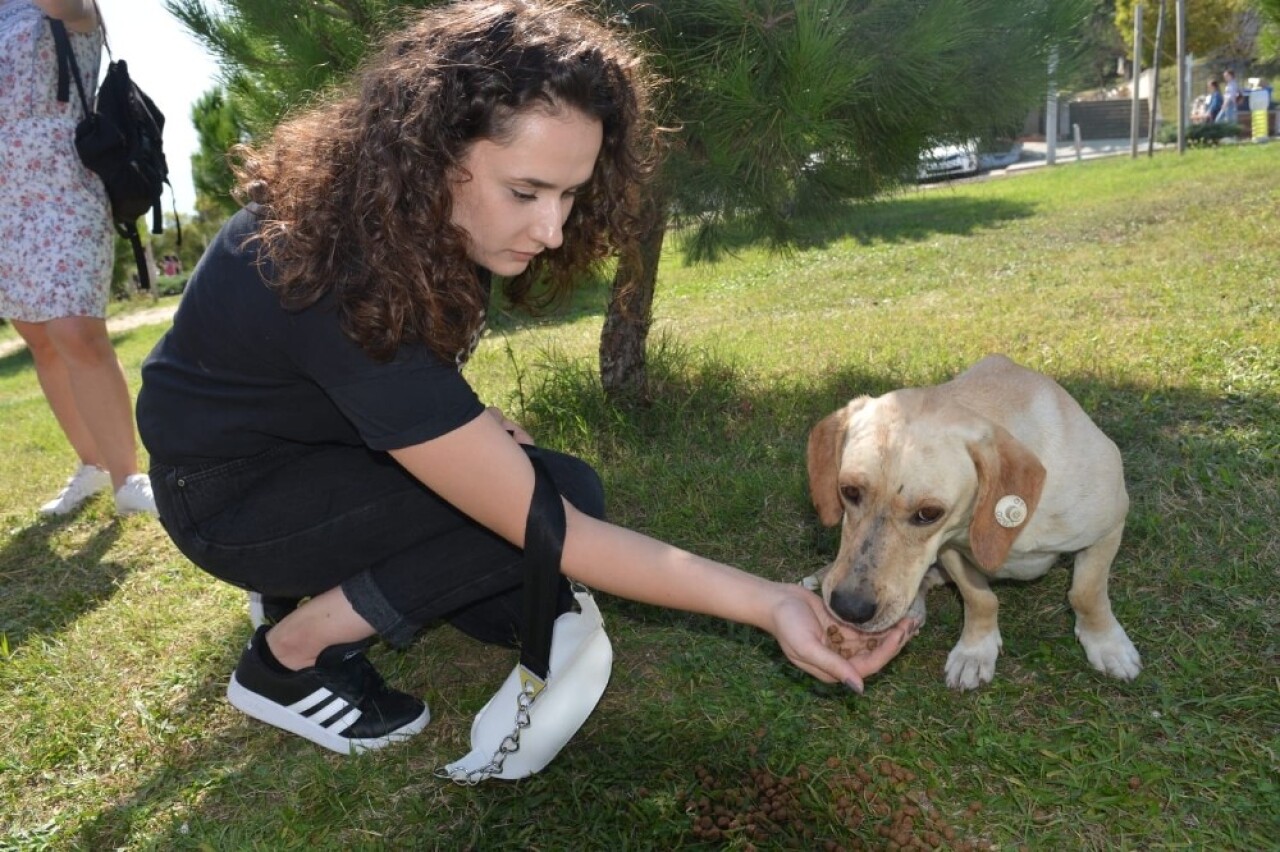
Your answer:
[438,450,612,784]
[439,585,612,782]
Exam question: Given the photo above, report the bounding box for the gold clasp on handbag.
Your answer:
[517,665,546,699]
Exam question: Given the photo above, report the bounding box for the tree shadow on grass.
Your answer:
[0,513,126,651]
[0,339,35,380]
[675,192,1038,261]
[513,346,1276,658]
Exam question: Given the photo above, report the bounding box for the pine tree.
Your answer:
[190,88,251,218]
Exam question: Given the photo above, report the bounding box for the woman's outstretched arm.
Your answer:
[390,411,916,692]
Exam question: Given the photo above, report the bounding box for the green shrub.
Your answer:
[1156,120,1240,145]
[154,274,189,297]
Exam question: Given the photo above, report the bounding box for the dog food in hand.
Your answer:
[826,624,878,658]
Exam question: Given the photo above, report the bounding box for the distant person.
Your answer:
[1223,69,1242,123]
[0,0,156,517]
[1205,80,1225,124]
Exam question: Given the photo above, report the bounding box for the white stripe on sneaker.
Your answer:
[289,688,337,715]
[326,707,364,734]
[309,696,359,729]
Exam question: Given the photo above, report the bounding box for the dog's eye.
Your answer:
[911,506,944,526]
[839,484,862,506]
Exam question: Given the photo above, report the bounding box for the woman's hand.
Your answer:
[485,406,534,445]
[766,584,918,693]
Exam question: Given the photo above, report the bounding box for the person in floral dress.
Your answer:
[0,0,154,516]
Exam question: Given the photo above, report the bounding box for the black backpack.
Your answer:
[49,18,177,292]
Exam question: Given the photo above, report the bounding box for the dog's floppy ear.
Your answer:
[966,425,1046,572]
[806,402,857,527]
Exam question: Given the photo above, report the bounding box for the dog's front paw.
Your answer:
[1076,622,1142,681]
[944,632,1001,691]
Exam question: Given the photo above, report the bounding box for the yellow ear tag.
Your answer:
[518,665,547,699]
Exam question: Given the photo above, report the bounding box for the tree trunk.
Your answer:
[599,193,667,402]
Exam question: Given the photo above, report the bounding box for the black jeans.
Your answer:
[151,442,604,648]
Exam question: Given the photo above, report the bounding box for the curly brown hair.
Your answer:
[233,0,660,362]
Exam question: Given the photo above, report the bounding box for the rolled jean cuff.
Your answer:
[342,570,417,648]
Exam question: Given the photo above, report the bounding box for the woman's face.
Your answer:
[450,106,604,276]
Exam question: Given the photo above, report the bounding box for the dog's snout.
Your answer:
[830,586,878,626]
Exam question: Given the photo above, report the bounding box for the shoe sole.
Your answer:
[248,594,268,629]
[40,491,109,515]
[227,673,430,755]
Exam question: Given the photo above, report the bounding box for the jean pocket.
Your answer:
[167,445,306,530]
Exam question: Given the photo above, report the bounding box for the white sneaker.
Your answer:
[115,474,157,516]
[39,464,111,515]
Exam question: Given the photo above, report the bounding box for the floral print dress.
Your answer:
[0,0,114,322]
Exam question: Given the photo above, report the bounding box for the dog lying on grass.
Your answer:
[803,355,1142,690]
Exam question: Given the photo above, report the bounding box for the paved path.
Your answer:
[0,303,178,359]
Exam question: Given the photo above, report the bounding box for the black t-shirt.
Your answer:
[138,207,486,465]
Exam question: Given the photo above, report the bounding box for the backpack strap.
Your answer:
[48,18,92,119]
[116,221,151,292]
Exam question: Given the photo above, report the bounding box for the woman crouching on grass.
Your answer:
[137,0,917,755]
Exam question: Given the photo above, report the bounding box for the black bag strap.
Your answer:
[48,18,91,119]
[519,448,567,681]
[117,221,151,291]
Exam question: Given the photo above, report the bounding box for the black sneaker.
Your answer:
[247,591,301,628]
[226,627,429,754]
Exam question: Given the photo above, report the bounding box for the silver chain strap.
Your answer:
[437,679,538,785]
[436,587,594,785]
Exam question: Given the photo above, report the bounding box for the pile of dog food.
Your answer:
[681,734,987,850]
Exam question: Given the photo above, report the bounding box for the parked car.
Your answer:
[917,140,979,181]
[978,139,1023,170]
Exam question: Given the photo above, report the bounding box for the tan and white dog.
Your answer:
[804,355,1141,690]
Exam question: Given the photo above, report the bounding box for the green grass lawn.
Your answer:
[2,145,1277,850]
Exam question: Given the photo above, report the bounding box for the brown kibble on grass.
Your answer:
[1128,775,1142,790]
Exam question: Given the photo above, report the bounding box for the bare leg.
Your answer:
[12,319,103,468]
[266,586,378,670]
[27,317,140,490]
